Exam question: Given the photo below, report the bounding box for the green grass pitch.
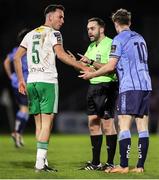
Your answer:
[0,134,159,179]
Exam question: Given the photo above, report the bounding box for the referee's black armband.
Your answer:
[89,59,94,65]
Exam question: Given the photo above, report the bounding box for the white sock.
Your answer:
[35,149,47,169]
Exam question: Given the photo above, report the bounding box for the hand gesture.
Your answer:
[78,71,95,80]
[81,66,95,72]
[77,53,90,64]
[18,81,26,95]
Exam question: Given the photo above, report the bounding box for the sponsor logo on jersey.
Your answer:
[33,34,41,40]
[29,67,45,73]
[35,27,45,33]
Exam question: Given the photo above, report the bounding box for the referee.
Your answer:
[80,17,118,171]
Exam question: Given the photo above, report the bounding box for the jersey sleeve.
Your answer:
[109,37,121,60]
[20,33,29,49]
[51,31,63,47]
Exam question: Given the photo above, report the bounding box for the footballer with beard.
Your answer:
[79,17,118,171]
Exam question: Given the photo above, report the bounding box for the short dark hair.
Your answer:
[44,4,65,16]
[112,9,131,25]
[88,17,105,29]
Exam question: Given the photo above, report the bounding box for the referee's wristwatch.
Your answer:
[89,59,94,65]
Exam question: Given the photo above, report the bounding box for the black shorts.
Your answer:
[87,82,118,119]
[117,90,151,117]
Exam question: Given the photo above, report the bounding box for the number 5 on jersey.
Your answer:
[32,41,40,64]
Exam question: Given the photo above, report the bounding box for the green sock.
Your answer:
[37,141,49,150]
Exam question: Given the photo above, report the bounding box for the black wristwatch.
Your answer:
[89,59,94,65]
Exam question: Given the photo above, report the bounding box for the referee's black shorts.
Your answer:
[87,81,118,119]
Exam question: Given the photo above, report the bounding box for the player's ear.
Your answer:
[48,12,53,21]
[100,27,104,34]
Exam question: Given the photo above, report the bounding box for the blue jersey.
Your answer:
[8,47,28,88]
[110,29,152,93]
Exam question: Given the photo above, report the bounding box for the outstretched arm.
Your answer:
[54,44,90,71]
[79,57,118,80]
[78,53,109,69]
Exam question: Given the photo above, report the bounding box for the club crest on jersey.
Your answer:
[54,32,62,43]
[111,45,117,53]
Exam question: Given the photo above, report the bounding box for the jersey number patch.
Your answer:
[32,41,40,64]
[134,42,147,64]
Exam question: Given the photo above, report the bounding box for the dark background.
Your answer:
[0,0,159,133]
